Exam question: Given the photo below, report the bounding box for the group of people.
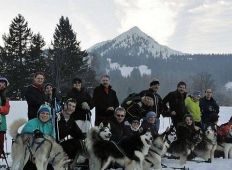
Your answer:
[0,71,232,169]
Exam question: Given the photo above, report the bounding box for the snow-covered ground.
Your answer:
[1,101,232,169]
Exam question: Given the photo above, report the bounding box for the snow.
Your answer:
[225,82,232,90]
[107,58,151,77]
[119,65,134,77]
[2,101,232,169]
[138,65,151,76]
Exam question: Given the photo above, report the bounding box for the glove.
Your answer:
[81,102,90,110]
[137,102,142,107]
[33,129,43,138]
[126,101,132,105]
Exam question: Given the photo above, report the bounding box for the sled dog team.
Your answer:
[9,117,232,170]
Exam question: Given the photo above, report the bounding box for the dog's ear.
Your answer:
[107,123,111,130]
[214,124,217,131]
[99,122,103,129]
[161,131,166,141]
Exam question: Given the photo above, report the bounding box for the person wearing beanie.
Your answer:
[44,83,53,104]
[21,104,54,170]
[141,111,158,137]
[0,76,10,158]
[139,78,163,131]
[184,90,202,127]
[44,83,62,114]
[24,72,46,120]
[66,77,93,133]
[125,91,155,123]
[21,104,54,137]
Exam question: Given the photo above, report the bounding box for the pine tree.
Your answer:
[2,14,48,98]
[51,16,89,91]
[0,46,6,74]
[27,32,47,81]
[2,14,33,96]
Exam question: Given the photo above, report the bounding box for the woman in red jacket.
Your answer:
[0,76,10,157]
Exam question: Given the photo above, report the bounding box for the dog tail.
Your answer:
[9,118,27,138]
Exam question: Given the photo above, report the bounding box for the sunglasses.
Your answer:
[116,114,125,118]
[132,121,140,124]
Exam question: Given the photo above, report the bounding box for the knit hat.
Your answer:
[146,111,157,119]
[44,83,53,88]
[0,76,9,86]
[143,91,154,100]
[183,114,193,121]
[150,79,160,86]
[37,104,51,117]
[192,90,201,97]
[72,77,82,84]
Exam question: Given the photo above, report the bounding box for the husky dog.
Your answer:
[217,127,232,159]
[143,126,177,170]
[70,122,112,168]
[193,124,217,162]
[168,128,203,165]
[88,130,153,170]
[10,119,69,170]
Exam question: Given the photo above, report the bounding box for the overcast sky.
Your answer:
[0,0,231,54]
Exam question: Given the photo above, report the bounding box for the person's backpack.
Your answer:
[121,93,141,109]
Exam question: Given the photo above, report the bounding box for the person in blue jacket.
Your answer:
[22,104,54,137]
[22,104,54,170]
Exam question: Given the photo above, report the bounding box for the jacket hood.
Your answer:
[37,104,52,120]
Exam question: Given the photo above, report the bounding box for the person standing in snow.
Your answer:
[185,90,202,127]
[24,72,45,120]
[0,76,10,158]
[199,88,219,128]
[93,75,119,125]
[163,81,187,127]
[66,78,93,134]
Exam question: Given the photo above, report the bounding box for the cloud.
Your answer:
[113,0,182,45]
[168,0,232,53]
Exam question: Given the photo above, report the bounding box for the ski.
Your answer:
[162,163,189,170]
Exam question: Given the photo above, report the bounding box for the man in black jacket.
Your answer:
[24,72,45,120]
[109,107,126,143]
[67,78,93,121]
[163,81,187,127]
[199,88,219,128]
[56,98,85,159]
[93,75,119,125]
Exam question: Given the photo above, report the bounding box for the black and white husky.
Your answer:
[9,119,69,170]
[193,124,217,162]
[72,122,112,167]
[168,128,203,165]
[87,130,153,170]
[143,126,177,170]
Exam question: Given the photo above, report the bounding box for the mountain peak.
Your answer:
[127,26,143,34]
[88,26,183,59]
